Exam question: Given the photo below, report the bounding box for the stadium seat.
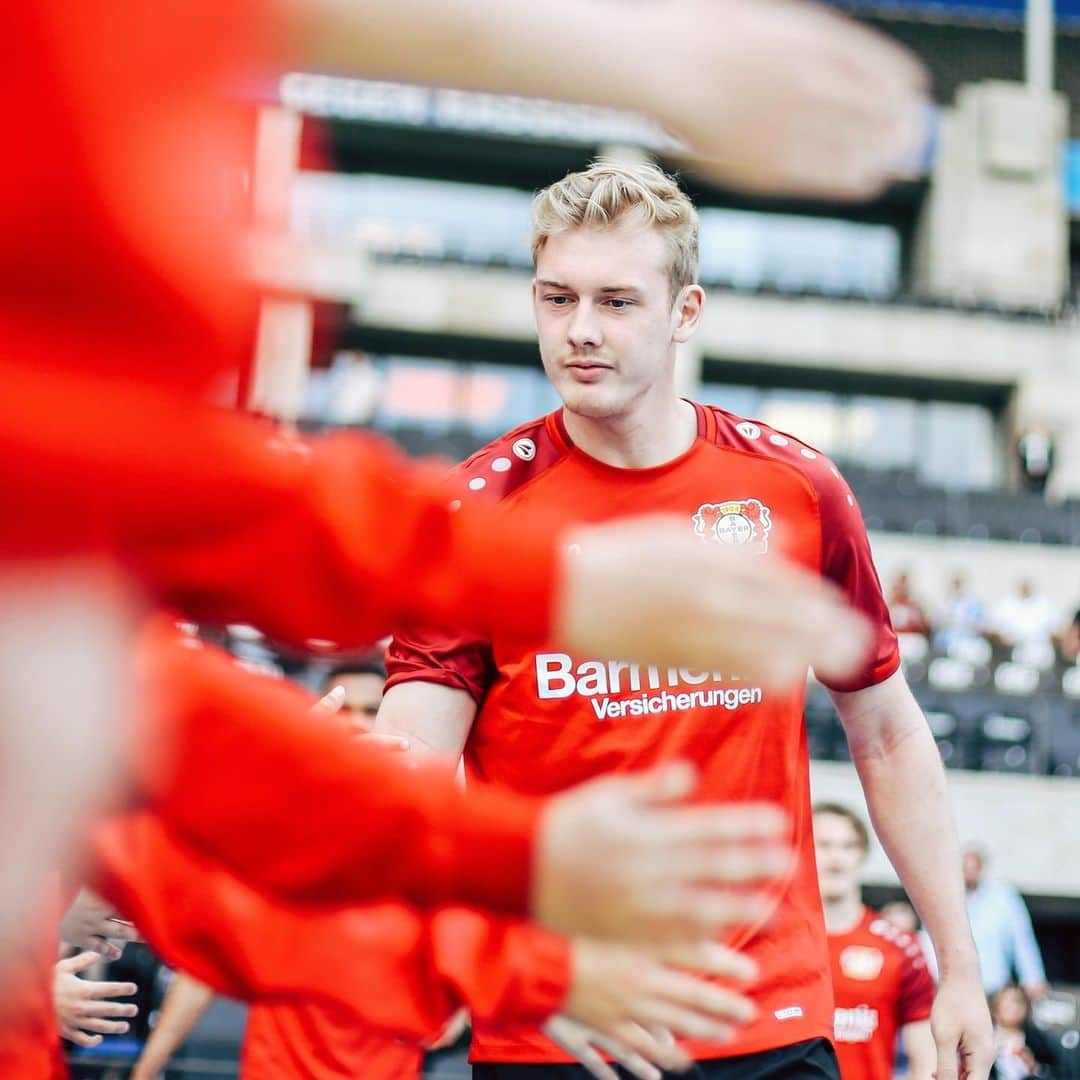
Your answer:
[1013,640,1057,672]
[993,662,1041,696]
[898,632,930,665]
[928,657,976,692]
[1063,666,1080,700]
[947,636,993,667]
[924,707,962,768]
[979,709,1035,773]
[1048,702,1080,777]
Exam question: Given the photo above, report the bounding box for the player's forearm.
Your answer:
[279,0,646,114]
[131,974,213,1080]
[902,1020,937,1080]
[837,677,978,978]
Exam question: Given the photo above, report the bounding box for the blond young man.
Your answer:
[376,162,993,1080]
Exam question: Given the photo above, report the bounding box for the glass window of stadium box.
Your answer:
[698,384,1000,491]
[304,353,560,451]
[291,173,901,297]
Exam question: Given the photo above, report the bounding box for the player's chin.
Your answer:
[558,383,625,419]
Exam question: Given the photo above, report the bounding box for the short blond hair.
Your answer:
[531,161,699,297]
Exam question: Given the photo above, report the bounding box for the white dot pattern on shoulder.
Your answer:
[830,466,841,479]
[769,434,789,447]
[736,422,761,440]
[448,499,462,512]
[847,494,855,507]
[491,457,511,473]
[800,448,817,460]
[468,477,487,491]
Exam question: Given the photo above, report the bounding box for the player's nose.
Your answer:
[567,302,602,349]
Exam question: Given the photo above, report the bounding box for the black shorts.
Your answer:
[471,1037,840,1080]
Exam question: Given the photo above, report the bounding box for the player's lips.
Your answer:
[565,362,613,383]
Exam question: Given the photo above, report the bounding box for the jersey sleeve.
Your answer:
[91,812,569,1039]
[385,624,494,704]
[384,456,507,702]
[0,362,565,651]
[897,941,936,1026]
[427,909,570,1029]
[810,458,900,692]
[131,618,540,917]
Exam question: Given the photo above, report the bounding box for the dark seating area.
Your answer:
[843,464,1080,545]
[806,674,1080,777]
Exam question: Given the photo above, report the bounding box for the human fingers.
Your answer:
[634,965,756,1032]
[647,940,757,982]
[311,684,345,715]
[104,917,140,942]
[587,1025,665,1080]
[355,731,411,751]
[77,998,139,1019]
[644,886,775,943]
[61,1024,103,1049]
[543,1017,620,1080]
[594,1020,690,1075]
[76,1016,131,1036]
[646,801,789,845]
[57,951,101,975]
[84,979,138,1000]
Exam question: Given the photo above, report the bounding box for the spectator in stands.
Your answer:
[1016,430,1054,496]
[989,985,1057,1080]
[322,656,387,735]
[934,574,986,655]
[888,571,931,636]
[963,849,1048,999]
[989,581,1058,652]
[1060,606,1080,665]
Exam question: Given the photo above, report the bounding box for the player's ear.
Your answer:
[672,284,705,342]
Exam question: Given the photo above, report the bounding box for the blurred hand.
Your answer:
[636,0,929,199]
[545,1014,671,1080]
[54,951,138,1048]
[60,889,141,961]
[535,762,791,944]
[551,936,759,1078]
[556,517,872,691]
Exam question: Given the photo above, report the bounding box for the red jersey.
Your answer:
[829,908,935,1080]
[387,404,900,1064]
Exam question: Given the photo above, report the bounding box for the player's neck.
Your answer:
[563,394,698,469]
[822,892,864,934]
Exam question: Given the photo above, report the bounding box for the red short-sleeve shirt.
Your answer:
[388,403,900,1064]
[829,907,936,1080]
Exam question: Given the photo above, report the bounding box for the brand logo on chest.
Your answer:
[840,945,885,981]
[692,498,772,553]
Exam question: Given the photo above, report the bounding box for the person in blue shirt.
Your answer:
[963,849,1048,999]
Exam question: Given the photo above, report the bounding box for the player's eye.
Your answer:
[604,298,633,310]
[545,295,572,306]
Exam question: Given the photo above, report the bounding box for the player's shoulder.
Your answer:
[865,913,927,964]
[451,412,565,503]
[700,403,859,515]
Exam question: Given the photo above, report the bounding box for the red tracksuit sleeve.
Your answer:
[132,620,541,916]
[426,909,570,1029]
[0,361,560,648]
[92,813,569,1039]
